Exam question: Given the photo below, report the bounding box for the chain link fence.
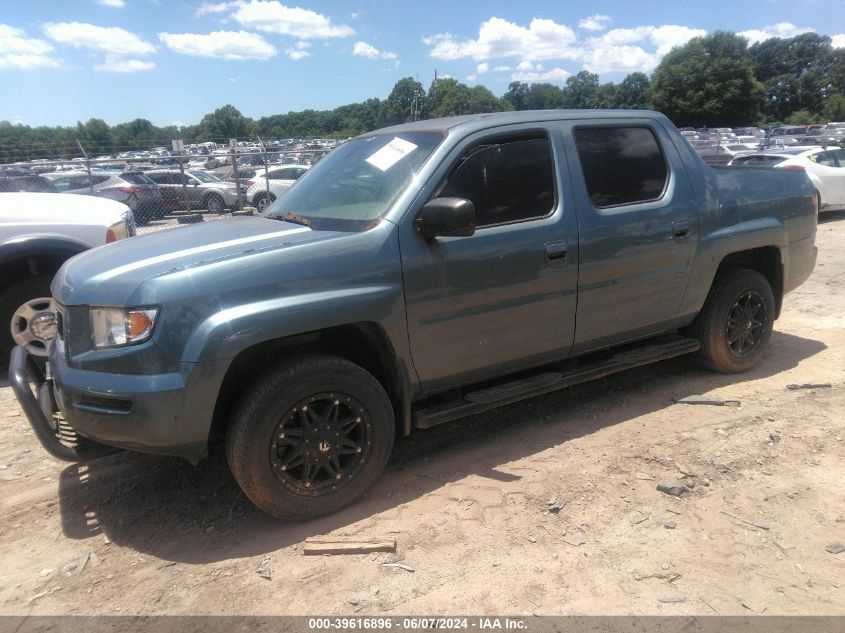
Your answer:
[0,138,336,225]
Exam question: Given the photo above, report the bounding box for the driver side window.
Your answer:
[436,135,556,228]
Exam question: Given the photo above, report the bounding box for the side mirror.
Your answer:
[415,197,476,240]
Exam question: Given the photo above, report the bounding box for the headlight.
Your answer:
[106,220,129,243]
[91,307,158,348]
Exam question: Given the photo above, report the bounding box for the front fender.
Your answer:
[181,284,403,363]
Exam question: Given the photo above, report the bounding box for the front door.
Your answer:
[400,126,579,393]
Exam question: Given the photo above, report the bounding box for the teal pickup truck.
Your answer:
[10,110,818,520]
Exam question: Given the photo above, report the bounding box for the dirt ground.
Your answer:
[1,214,844,617]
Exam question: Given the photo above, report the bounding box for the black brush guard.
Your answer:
[8,346,120,462]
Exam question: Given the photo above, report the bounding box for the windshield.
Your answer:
[189,170,220,183]
[263,131,444,231]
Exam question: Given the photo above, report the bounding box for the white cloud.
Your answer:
[44,22,155,57]
[579,14,611,32]
[195,1,242,17]
[738,22,814,45]
[233,1,354,39]
[0,24,59,69]
[353,41,397,61]
[424,17,578,61]
[832,34,845,48]
[159,30,276,60]
[95,0,126,7]
[476,62,489,74]
[285,40,311,60]
[95,56,155,72]
[424,18,706,77]
[511,61,570,82]
[492,65,511,72]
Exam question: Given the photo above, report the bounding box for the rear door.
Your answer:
[561,119,700,352]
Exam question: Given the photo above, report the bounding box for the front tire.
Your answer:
[226,354,395,520]
[0,275,55,366]
[688,269,775,373]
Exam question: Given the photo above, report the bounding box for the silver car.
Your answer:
[42,170,164,225]
[145,169,246,213]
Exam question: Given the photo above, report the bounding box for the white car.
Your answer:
[245,164,309,211]
[0,193,135,363]
[728,146,845,212]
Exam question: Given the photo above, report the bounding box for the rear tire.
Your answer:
[253,192,276,212]
[226,354,395,520]
[205,194,225,214]
[687,269,775,373]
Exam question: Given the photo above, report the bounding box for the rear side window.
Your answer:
[437,136,555,227]
[574,126,668,208]
[123,173,154,185]
[732,155,787,167]
[91,175,110,186]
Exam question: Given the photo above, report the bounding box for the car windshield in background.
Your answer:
[263,131,445,232]
[190,171,220,183]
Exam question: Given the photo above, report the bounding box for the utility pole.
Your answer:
[433,69,438,119]
[411,89,421,121]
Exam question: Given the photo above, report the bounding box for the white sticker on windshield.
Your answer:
[365,137,418,171]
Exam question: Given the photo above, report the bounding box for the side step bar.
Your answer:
[412,336,700,430]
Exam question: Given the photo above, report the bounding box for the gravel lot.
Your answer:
[1,212,843,616]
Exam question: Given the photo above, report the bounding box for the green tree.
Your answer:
[616,72,651,109]
[562,71,601,108]
[195,105,254,142]
[822,95,845,120]
[651,31,763,127]
[503,81,530,110]
[381,77,425,126]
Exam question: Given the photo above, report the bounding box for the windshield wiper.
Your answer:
[281,212,312,227]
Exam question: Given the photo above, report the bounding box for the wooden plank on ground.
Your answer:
[303,537,397,556]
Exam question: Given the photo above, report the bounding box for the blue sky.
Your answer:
[2,0,845,127]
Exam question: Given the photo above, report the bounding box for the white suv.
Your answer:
[245,164,309,211]
[0,192,135,364]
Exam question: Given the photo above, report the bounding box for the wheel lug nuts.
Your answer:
[356,447,362,453]
[304,482,311,488]
[278,433,285,439]
[335,473,342,480]
[334,400,339,405]
[355,417,361,423]
[280,465,286,471]
[302,406,308,411]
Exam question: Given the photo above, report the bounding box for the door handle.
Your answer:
[544,241,568,261]
[672,221,691,239]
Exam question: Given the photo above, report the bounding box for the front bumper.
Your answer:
[10,342,227,463]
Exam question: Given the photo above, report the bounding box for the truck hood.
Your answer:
[54,217,335,305]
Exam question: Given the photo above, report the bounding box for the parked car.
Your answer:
[11,111,817,521]
[245,164,309,211]
[729,146,845,212]
[145,169,246,213]
[0,192,135,365]
[0,174,58,193]
[42,170,164,225]
[694,144,753,165]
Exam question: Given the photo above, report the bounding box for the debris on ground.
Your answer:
[255,557,272,580]
[786,383,832,390]
[75,551,91,576]
[657,596,687,604]
[547,496,566,514]
[673,395,740,406]
[381,563,415,573]
[664,521,677,529]
[303,537,397,556]
[562,533,586,547]
[826,543,845,554]
[720,510,770,531]
[657,481,688,497]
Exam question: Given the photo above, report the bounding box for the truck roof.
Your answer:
[375,109,666,137]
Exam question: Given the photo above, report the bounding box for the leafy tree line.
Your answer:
[2,31,845,162]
